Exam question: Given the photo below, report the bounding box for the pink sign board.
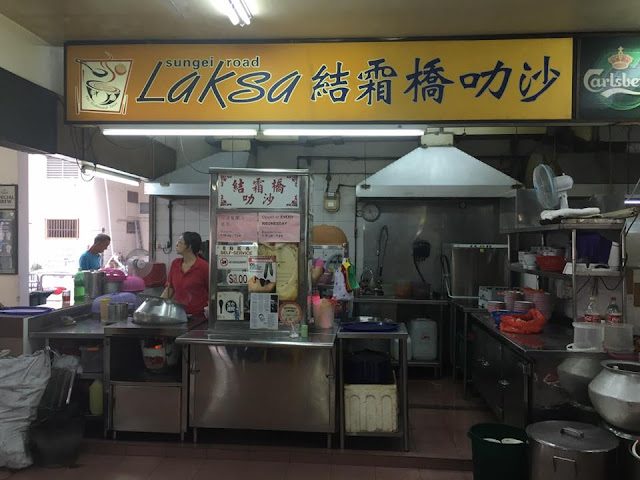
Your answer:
[258,213,300,243]
[216,212,258,242]
[218,174,300,209]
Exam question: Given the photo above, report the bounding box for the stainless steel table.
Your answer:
[337,323,409,451]
[450,299,486,397]
[353,296,448,376]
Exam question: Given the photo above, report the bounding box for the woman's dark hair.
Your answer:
[182,232,202,255]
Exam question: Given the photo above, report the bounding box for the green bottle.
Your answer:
[74,269,86,303]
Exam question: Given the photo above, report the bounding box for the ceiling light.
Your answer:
[262,127,426,137]
[214,0,252,26]
[82,167,140,187]
[102,127,258,137]
[624,196,640,205]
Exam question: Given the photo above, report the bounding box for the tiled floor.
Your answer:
[0,454,473,479]
[1,378,487,478]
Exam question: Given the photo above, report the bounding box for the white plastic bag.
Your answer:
[0,350,51,469]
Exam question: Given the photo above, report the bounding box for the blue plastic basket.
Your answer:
[491,310,518,326]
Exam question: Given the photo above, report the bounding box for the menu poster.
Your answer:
[216,212,258,242]
[0,188,17,275]
[250,293,279,330]
[0,185,16,210]
[247,256,277,293]
[258,213,300,243]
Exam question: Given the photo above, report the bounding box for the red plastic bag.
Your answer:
[499,309,547,334]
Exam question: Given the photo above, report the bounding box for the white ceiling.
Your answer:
[0,0,637,46]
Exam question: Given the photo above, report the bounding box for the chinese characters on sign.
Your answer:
[66,39,573,122]
[218,174,300,209]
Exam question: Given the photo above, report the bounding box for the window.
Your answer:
[46,219,79,239]
[139,202,149,215]
[126,221,136,234]
[127,191,139,204]
[46,157,79,179]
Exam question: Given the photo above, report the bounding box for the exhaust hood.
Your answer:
[356,146,520,198]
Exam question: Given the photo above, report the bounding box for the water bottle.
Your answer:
[74,269,86,303]
[606,296,622,324]
[584,296,600,323]
[89,380,103,415]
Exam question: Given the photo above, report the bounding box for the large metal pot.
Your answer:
[133,296,188,325]
[589,360,640,432]
[557,354,606,406]
[84,271,105,299]
[526,421,619,480]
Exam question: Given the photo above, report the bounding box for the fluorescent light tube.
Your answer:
[230,0,252,25]
[102,128,257,137]
[624,197,640,205]
[84,168,140,187]
[262,128,425,137]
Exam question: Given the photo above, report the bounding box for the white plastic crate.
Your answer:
[344,381,398,433]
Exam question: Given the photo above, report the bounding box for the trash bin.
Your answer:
[467,423,528,480]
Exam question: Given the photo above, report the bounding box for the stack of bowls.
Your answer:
[487,301,506,313]
[533,292,553,320]
[504,291,522,311]
[521,253,537,270]
[513,300,534,313]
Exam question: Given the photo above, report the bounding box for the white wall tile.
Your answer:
[185,220,200,234]
[184,201,200,221]
[172,202,185,220]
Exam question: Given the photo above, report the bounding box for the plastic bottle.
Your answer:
[606,296,622,324]
[89,380,103,415]
[74,269,86,303]
[584,296,600,323]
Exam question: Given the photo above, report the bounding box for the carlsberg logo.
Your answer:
[582,46,640,110]
[584,71,640,98]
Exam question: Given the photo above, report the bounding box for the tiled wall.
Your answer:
[154,197,210,267]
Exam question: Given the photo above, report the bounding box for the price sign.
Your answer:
[226,271,249,285]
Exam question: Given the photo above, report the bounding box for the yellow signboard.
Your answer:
[65,38,573,123]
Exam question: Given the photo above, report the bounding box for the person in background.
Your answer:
[79,234,111,270]
[161,232,209,317]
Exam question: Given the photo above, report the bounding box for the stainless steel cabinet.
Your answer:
[112,383,182,433]
[470,323,531,426]
[190,343,336,433]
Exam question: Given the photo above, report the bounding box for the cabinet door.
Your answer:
[112,384,181,433]
[470,325,502,420]
[500,347,530,427]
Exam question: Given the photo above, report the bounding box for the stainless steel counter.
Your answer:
[105,317,206,337]
[451,299,486,313]
[353,296,449,306]
[176,321,336,348]
[30,316,105,339]
[337,322,409,339]
[470,312,573,354]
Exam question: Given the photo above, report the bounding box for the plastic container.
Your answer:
[121,275,146,292]
[467,423,528,480]
[344,378,398,433]
[89,380,103,415]
[604,323,634,353]
[536,255,566,273]
[391,337,413,361]
[408,318,437,360]
[100,298,110,323]
[79,345,103,373]
[571,322,604,351]
[312,294,335,329]
[491,310,518,326]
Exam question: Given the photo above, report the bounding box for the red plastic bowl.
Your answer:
[536,255,566,273]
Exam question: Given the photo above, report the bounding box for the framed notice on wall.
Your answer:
[0,185,18,274]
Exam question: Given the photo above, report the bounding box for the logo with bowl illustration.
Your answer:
[75,53,132,115]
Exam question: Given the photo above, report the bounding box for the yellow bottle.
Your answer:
[89,379,103,415]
